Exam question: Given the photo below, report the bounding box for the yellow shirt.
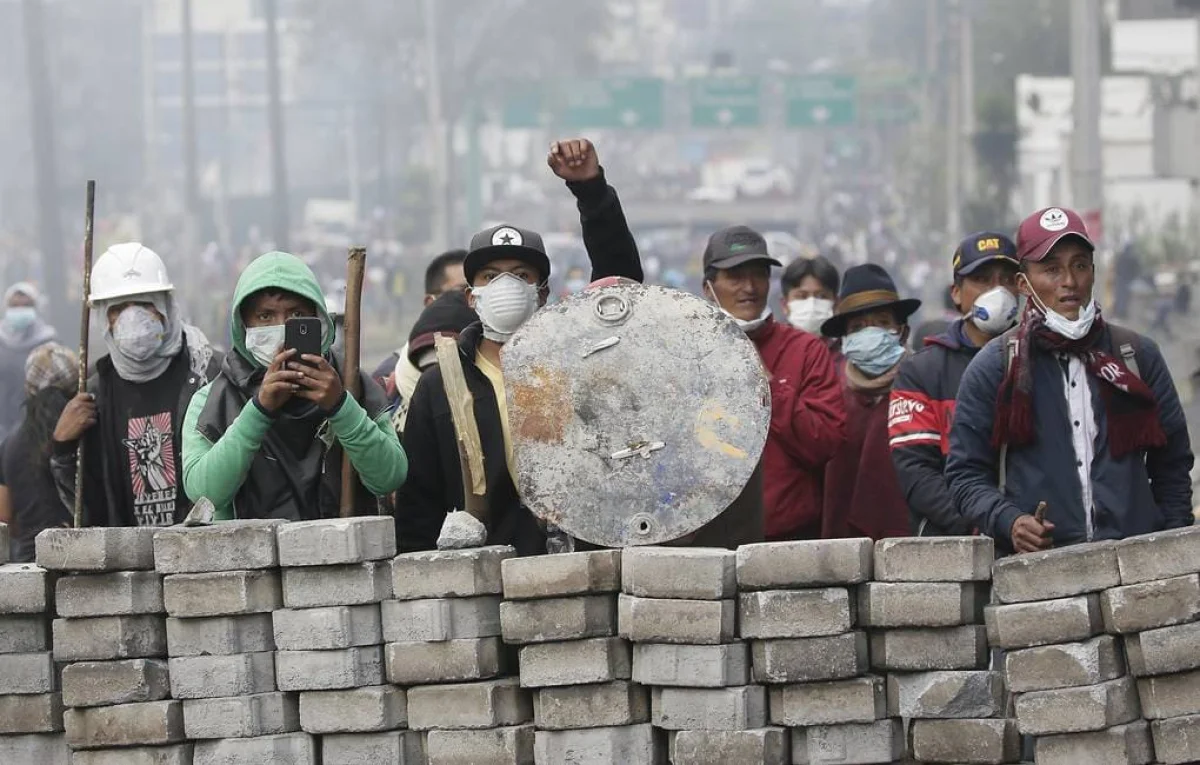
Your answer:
[475,350,517,489]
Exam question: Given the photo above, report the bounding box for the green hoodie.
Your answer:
[181,251,407,519]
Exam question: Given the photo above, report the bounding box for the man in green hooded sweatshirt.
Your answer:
[181,251,407,520]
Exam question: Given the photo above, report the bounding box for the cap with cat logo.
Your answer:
[702,225,784,271]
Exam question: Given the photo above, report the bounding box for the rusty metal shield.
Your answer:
[502,282,770,548]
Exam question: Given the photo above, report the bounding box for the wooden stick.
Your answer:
[339,247,366,518]
[73,180,95,529]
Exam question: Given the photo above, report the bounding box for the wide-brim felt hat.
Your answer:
[820,263,922,338]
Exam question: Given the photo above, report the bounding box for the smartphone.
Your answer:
[284,317,323,363]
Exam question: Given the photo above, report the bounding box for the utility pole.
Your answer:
[264,0,290,251]
[1070,0,1103,240]
[181,0,198,220]
[945,0,962,240]
[960,2,977,202]
[421,0,449,252]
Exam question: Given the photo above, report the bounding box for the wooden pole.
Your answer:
[73,180,95,529]
[339,247,366,517]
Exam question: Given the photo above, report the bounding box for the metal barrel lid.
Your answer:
[502,282,770,548]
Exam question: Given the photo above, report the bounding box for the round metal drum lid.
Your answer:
[502,282,770,548]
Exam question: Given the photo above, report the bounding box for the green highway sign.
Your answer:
[690,76,762,128]
[502,83,552,129]
[502,78,665,130]
[785,74,857,128]
[859,72,920,125]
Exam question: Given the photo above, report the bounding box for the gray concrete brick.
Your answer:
[61,659,170,708]
[182,693,299,739]
[0,522,6,562]
[909,718,1020,765]
[298,684,406,734]
[533,724,665,765]
[738,588,853,639]
[631,642,749,688]
[153,520,284,574]
[885,671,1005,719]
[35,527,156,572]
[53,615,166,661]
[991,540,1120,604]
[1115,525,1200,585]
[1124,620,1200,676]
[868,626,989,671]
[1035,720,1154,765]
[671,728,788,765]
[274,646,383,691]
[534,681,649,730]
[67,745,194,765]
[617,594,734,645]
[281,561,391,608]
[750,632,868,684]
[0,651,56,693]
[427,725,534,765]
[272,604,382,650]
[163,570,282,617]
[519,637,631,688]
[1137,667,1200,719]
[0,693,63,733]
[501,550,620,600]
[56,571,164,617]
[791,719,904,764]
[872,536,994,582]
[64,701,184,749]
[984,593,1104,649]
[276,516,396,567]
[768,676,885,726]
[651,685,766,731]
[165,613,275,656]
[501,595,617,644]
[1005,634,1126,693]
[1100,573,1200,634]
[193,733,316,765]
[620,547,735,600]
[322,730,426,765]
[0,562,51,613]
[0,614,49,653]
[1151,714,1200,765]
[390,546,514,600]
[0,734,69,765]
[385,638,506,685]
[168,651,276,699]
[381,596,500,642]
[407,678,532,731]
[857,581,987,628]
[736,539,873,590]
[1014,675,1141,735]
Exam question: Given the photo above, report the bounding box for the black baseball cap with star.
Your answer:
[464,224,552,285]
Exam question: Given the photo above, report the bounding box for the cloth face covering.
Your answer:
[245,325,286,368]
[787,297,834,334]
[842,326,905,377]
[112,306,167,361]
[1020,273,1096,341]
[4,306,36,332]
[472,273,539,343]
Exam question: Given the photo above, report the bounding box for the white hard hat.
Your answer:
[89,243,174,305]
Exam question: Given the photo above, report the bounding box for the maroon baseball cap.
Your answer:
[1015,207,1096,262]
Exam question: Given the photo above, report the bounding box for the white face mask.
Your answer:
[111,305,166,361]
[967,287,1018,337]
[786,297,834,334]
[245,325,285,367]
[472,273,539,343]
[707,281,771,333]
[1019,274,1097,341]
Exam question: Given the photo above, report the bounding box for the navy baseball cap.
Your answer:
[952,232,1019,278]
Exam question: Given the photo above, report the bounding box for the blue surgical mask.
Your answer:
[842,326,905,376]
[4,306,36,332]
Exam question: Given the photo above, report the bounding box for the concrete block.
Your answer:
[168,652,276,699]
[736,538,873,590]
[620,547,735,600]
[738,588,853,639]
[791,720,904,765]
[0,562,51,613]
[298,684,406,734]
[182,692,299,739]
[61,659,170,708]
[0,734,70,765]
[272,604,381,650]
[281,561,391,608]
[631,642,749,688]
[1035,720,1154,765]
[909,718,1020,765]
[651,685,766,731]
[67,745,194,765]
[152,520,284,574]
[1005,635,1126,693]
[500,595,617,644]
[56,571,163,617]
[385,637,505,685]
[1014,675,1141,735]
[519,637,631,688]
[617,594,734,645]
[390,545,514,600]
[857,581,987,628]
[991,540,1119,603]
[35,527,156,571]
[534,681,649,730]
[165,613,275,656]
[534,724,665,765]
[0,522,6,562]
[1100,573,1200,634]
[1124,620,1200,676]
[1115,525,1200,585]
[163,570,282,617]
[1151,714,1200,765]
[984,593,1103,649]
[501,550,620,600]
[885,671,1005,719]
[1137,667,1200,719]
[382,596,500,642]
[671,728,788,765]
[64,701,184,749]
[53,615,166,661]
[427,726,534,764]
[868,626,988,671]
[407,678,532,731]
[322,730,426,765]
[0,614,50,652]
[768,676,885,726]
[276,516,396,567]
[193,733,316,765]
[0,651,56,693]
[0,693,63,733]
[275,646,383,691]
[872,536,994,582]
[750,632,868,683]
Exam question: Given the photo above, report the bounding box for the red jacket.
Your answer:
[752,319,846,540]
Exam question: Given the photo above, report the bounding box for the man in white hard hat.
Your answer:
[50,243,222,527]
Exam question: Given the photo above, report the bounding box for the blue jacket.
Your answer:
[946,325,1193,554]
